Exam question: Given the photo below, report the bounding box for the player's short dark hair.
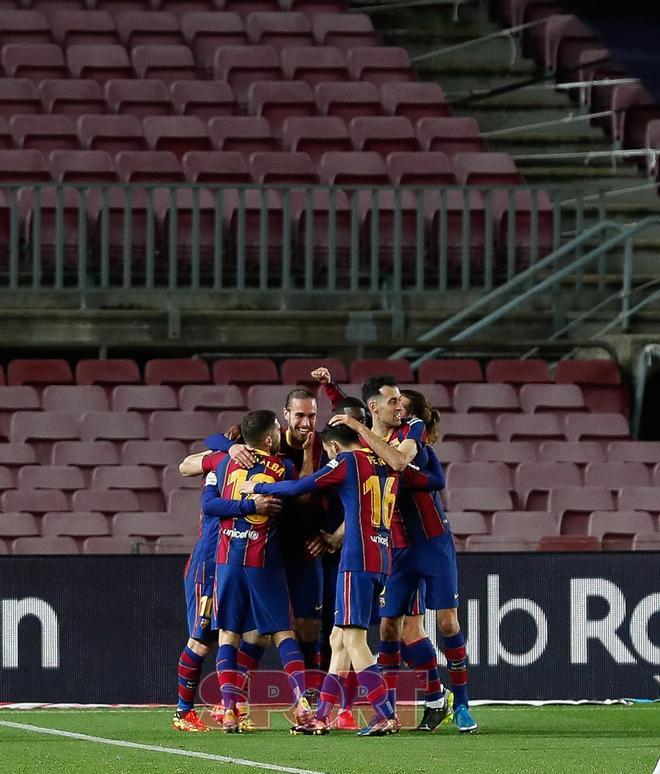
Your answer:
[241,410,278,447]
[285,387,316,408]
[361,374,399,405]
[335,395,367,414]
[320,424,361,447]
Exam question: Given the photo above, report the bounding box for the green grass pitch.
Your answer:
[0,705,658,774]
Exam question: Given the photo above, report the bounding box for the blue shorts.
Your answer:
[214,563,293,636]
[285,558,323,620]
[184,574,217,643]
[335,570,386,629]
[381,537,459,617]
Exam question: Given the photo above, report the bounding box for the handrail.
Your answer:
[390,216,660,365]
[481,110,614,137]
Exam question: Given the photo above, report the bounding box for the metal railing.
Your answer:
[0,181,627,296]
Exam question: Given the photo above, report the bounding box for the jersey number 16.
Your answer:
[362,475,396,530]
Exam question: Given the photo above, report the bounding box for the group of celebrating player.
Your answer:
[171,366,478,737]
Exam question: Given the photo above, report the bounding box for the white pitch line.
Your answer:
[0,720,327,774]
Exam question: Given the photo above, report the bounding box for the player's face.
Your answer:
[370,385,403,429]
[400,395,413,420]
[267,419,282,454]
[284,398,317,444]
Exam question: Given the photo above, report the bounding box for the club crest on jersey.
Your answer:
[245,513,269,525]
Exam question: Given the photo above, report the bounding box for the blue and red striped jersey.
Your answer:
[202,450,297,570]
[252,449,398,575]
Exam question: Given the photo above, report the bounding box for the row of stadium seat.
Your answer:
[0,382,618,415]
[0,356,625,387]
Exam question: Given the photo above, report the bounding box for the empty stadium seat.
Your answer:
[347,47,414,86]
[516,462,581,509]
[563,413,630,443]
[463,535,536,551]
[248,81,316,134]
[75,358,141,386]
[314,81,382,121]
[440,414,497,449]
[285,0,348,12]
[632,533,660,550]
[11,411,79,448]
[607,441,660,465]
[418,359,482,389]
[214,45,282,104]
[349,359,413,384]
[453,383,519,414]
[92,464,162,510]
[446,461,512,489]
[0,386,41,417]
[538,440,605,464]
[78,114,145,155]
[537,535,601,551]
[154,535,197,554]
[182,150,250,183]
[132,45,196,82]
[181,11,247,75]
[247,384,304,411]
[73,487,139,514]
[0,512,39,539]
[281,358,347,386]
[3,488,69,514]
[380,82,450,123]
[491,510,559,539]
[223,0,281,14]
[519,384,585,413]
[208,116,277,154]
[213,358,279,385]
[49,150,118,183]
[312,13,378,50]
[486,358,551,385]
[617,487,660,515]
[112,511,181,538]
[349,116,419,156]
[42,385,109,412]
[115,150,183,182]
[492,189,555,264]
[111,385,177,412]
[445,487,513,514]
[0,443,38,468]
[453,152,523,186]
[79,411,146,442]
[18,464,85,491]
[42,511,109,537]
[249,151,317,183]
[246,11,314,49]
[67,44,133,84]
[0,466,14,491]
[51,440,119,467]
[555,359,628,415]
[386,152,456,185]
[170,80,235,120]
[415,117,485,157]
[82,535,150,554]
[432,441,466,464]
[0,10,51,47]
[447,511,490,538]
[144,358,210,386]
[50,9,118,47]
[148,410,214,443]
[496,413,564,444]
[588,510,656,550]
[549,485,615,535]
[318,151,388,185]
[178,385,246,412]
[0,149,50,181]
[121,439,187,467]
[105,78,173,117]
[2,44,68,82]
[281,46,348,86]
[281,116,351,164]
[10,114,78,152]
[162,462,199,497]
[12,536,79,554]
[116,10,183,48]
[400,383,452,412]
[39,80,106,117]
[0,79,42,120]
[471,440,538,465]
[584,461,651,489]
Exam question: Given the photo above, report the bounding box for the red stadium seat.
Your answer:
[121,439,187,468]
[562,413,630,443]
[519,384,585,413]
[588,510,656,550]
[7,359,73,386]
[492,189,555,265]
[281,46,348,87]
[0,10,51,47]
[131,45,196,82]
[42,385,109,412]
[112,511,181,538]
[167,489,201,534]
[11,412,79,446]
[111,385,177,412]
[348,359,413,384]
[549,485,615,535]
[73,487,139,514]
[3,488,69,514]
[314,81,382,122]
[42,511,109,537]
[0,512,40,539]
[463,535,537,551]
[584,461,651,489]
[12,536,79,554]
[115,150,183,183]
[400,384,451,412]
[415,117,485,157]
[445,487,513,515]
[0,386,41,413]
[471,440,538,465]
[249,151,317,184]
[418,359,482,389]
[51,440,119,467]
[386,152,456,185]
[440,413,496,450]
[181,150,249,184]
[312,13,378,51]
[446,461,512,489]
[92,464,162,510]
[281,116,351,164]
[67,44,133,85]
[0,465,14,490]
[318,150,388,185]
[18,464,84,491]
[214,45,282,105]
[82,535,151,554]
[618,487,660,515]
[50,9,118,47]
[447,511,490,539]
[247,385,306,411]
[245,11,314,49]
[0,149,49,182]
[162,463,199,497]
[223,0,281,14]
[346,47,414,86]
[538,441,605,464]
[78,115,146,154]
[282,358,347,387]
[39,80,106,117]
[2,44,68,82]
[144,358,210,386]
[453,152,522,186]
[607,441,660,465]
[181,12,247,75]
[116,10,183,48]
[0,442,38,468]
[79,411,145,442]
[555,359,628,415]
[154,535,197,554]
[380,82,450,123]
[213,358,279,385]
[208,116,277,155]
[349,116,418,157]
[248,81,316,135]
[492,510,559,538]
[105,78,173,117]
[496,413,564,444]
[516,462,581,509]
[433,442,467,464]
[632,533,660,551]
[538,535,601,551]
[486,358,551,385]
[143,115,211,158]
[284,0,348,12]
[10,114,78,153]
[148,411,215,443]
[48,150,118,183]
[178,385,246,412]
[75,359,141,386]
[453,383,519,414]
[170,80,235,120]
[0,79,42,120]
